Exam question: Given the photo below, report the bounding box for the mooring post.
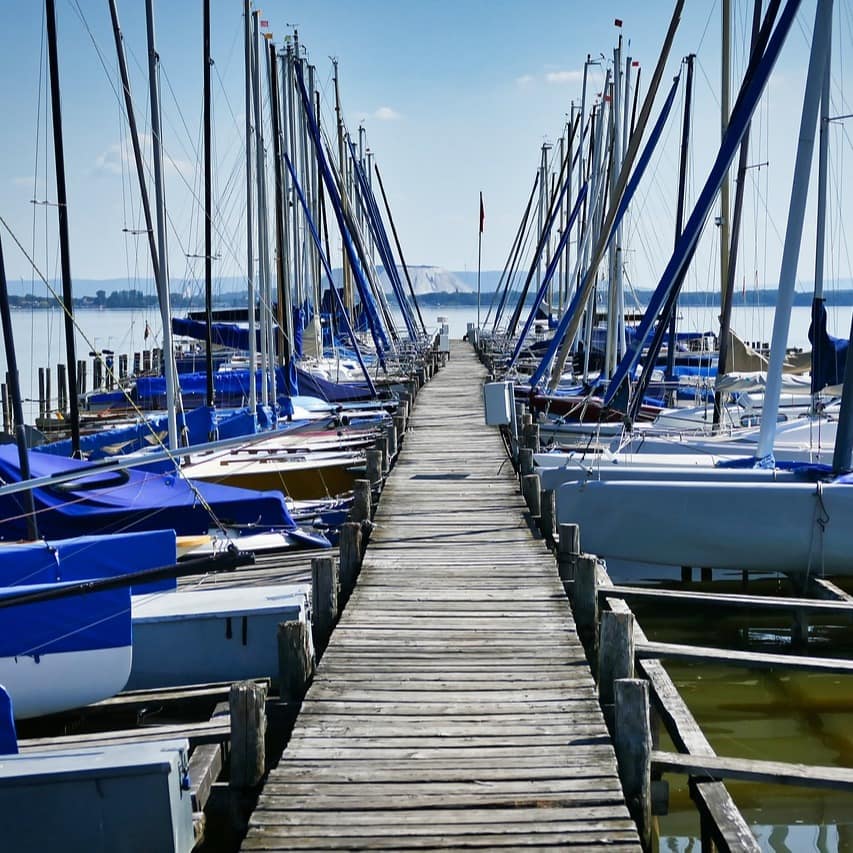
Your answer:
[1,383,9,433]
[365,449,383,486]
[614,678,652,849]
[351,478,372,524]
[557,523,580,588]
[522,473,541,519]
[311,556,338,657]
[540,488,556,547]
[57,363,67,413]
[518,447,534,478]
[393,413,406,445]
[338,521,363,596]
[229,680,267,789]
[573,555,599,649]
[598,611,635,705]
[385,422,397,467]
[277,619,314,703]
[523,422,540,452]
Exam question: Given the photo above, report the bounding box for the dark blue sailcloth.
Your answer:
[809,299,847,393]
[0,445,298,541]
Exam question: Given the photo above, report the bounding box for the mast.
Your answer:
[144,0,179,451]
[203,0,214,409]
[333,60,353,322]
[44,0,81,457]
[666,54,695,385]
[243,0,257,418]
[719,0,732,308]
[0,236,37,538]
[755,0,833,463]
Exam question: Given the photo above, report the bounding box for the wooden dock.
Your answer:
[243,342,640,851]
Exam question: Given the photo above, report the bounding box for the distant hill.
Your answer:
[378,265,474,295]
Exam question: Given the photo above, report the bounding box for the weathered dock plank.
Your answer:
[242,342,639,850]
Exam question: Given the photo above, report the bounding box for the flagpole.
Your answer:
[477,191,483,328]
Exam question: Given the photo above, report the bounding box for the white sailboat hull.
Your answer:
[556,478,853,574]
[0,645,132,720]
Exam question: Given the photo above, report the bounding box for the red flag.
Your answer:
[260,19,269,27]
[479,193,485,233]
[632,60,640,67]
[614,18,623,27]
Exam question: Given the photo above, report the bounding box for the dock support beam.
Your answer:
[615,678,652,849]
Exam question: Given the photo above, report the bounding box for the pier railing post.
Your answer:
[540,488,556,548]
[614,678,652,849]
[598,611,635,705]
[339,521,363,597]
[311,556,339,657]
[229,680,267,789]
[557,523,580,589]
[352,478,372,524]
[573,555,599,651]
[365,450,383,487]
[518,448,534,478]
[277,619,314,703]
[522,473,541,520]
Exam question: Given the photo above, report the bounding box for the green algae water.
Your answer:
[620,570,853,852]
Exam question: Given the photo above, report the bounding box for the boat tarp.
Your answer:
[0,530,177,594]
[809,299,848,393]
[295,368,375,403]
[0,446,297,541]
[0,580,131,657]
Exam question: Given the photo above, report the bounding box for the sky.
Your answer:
[0,0,850,302]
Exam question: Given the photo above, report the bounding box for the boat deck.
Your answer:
[242,341,640,851]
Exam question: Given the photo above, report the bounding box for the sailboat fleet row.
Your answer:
[0,0,436,822]
[482,0,853,578]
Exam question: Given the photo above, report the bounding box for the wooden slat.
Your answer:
[242,343,639,850]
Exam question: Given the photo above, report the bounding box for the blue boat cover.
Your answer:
[0,445,297,541]
[0,530,177,594]
[809,299,847,393]
[295,369,375,403]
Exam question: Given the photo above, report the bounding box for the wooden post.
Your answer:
[791,608,810,649]
[143,349,151,373]
[92,356,102,390]
[700,567,713,583]
[598,611,635,705]
[522,473,541,518]
[351,478,372,524]
[522,413,533,429]
[365,449,383,486]
[518,448,534,477]
[540,488,556,548]
[277,619,313,702]
[77,359,87,395]
[311,556,338,657]
[393,413,406,444]
[681,566,693,583]
[119,353,128,380]
[133,352,141,376]
[338,521,363,597]
[614,678,652,848]
[229,680,267,789]
[1,383,9,433]
[57,363,67,413]
[557,524,581,591]
[38,368,45,419]
[573,555,599,647]
[45,367,52,414]
[386,421,398,463]
[523,422,540,452]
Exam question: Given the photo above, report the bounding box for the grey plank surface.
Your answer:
[243,343,640,850]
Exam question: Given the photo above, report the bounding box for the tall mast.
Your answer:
[0,236,37,538]
[243,0,257,418]
[333,60,353,321]
[719,0,732,305]
[144,0,179,451]
[203,0,214,409]
[44,0,81,457]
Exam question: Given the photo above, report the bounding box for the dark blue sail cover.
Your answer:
[0,445,297,541]
[295,368,375,403]
[809,299,847,393]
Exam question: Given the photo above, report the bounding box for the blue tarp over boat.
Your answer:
[0,445,297,541]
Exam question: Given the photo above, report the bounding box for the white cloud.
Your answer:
[93,135,192,179]
[515,74,534,86]
[373,106,400,121]
[545,70,584,84]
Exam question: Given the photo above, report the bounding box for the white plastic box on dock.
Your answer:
[439,332,450,353]
[484,381,514,426]
[0,738,193,853]
[127,584,311,690]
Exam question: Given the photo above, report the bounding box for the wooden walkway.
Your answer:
[243,342,640,851]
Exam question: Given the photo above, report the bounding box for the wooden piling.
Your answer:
[615,678,652,848]
[119,353,128,380]
[523,422,540,452]
[92,357,102,390]
[133,352,141,375]
[573,555,599,646]
[338,521,363,597]
[1,383,9,433]
[77,359,87,395]
[311,556,338,657]
[365,449,383,486]
[598,611,635,705]
[518,447,534,477]
[540,488,556,547]
[37,368,45,419]
[143,350,151,373]
[521,473,541,518]
[557,523,580,587]
[386,422,398,463]
[57,363,67,413]
[351,478,372,524]
[277,620,314,702]
[229,680,267,789]
[393,413,406,444]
